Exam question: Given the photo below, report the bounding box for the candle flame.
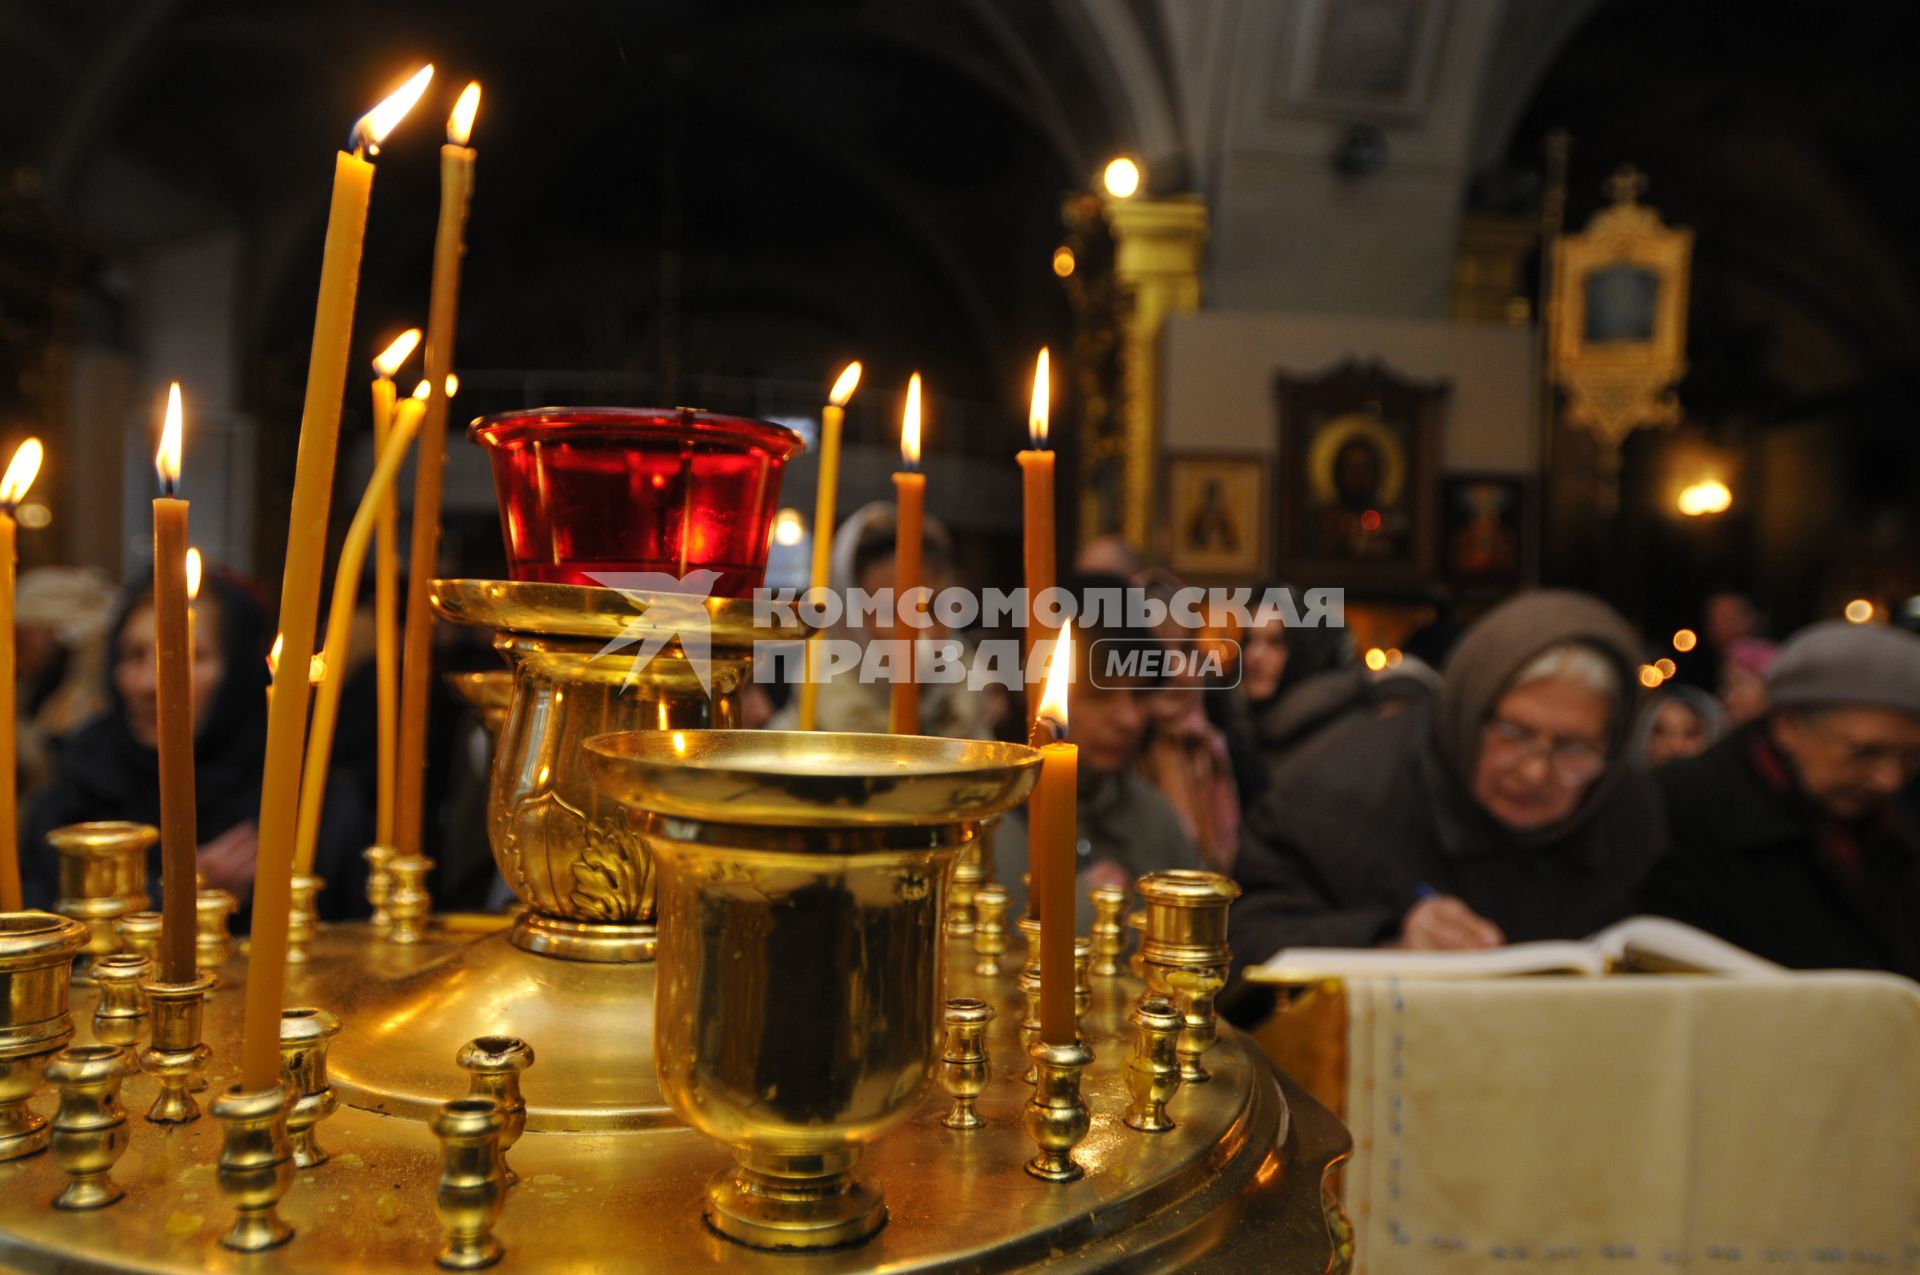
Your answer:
[1029,347,1050,449]
[829,361,862,407]
[444,373,459,398]
[185,548,203,602]
[373,328,422,378]
[448,82,481,146]
[353,64,434,154]
[0,438,43,507]
[901,373,922,470]
[412,379,432,400]
[1037,620,1072,733]
[267,634,324,684]
[155,382,184,491]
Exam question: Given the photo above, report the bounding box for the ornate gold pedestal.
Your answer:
[0,580,1349,1271]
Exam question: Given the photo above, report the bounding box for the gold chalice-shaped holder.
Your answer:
[587,729,1040,1251]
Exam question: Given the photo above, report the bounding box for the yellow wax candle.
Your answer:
[1016,348,1055,728]
[797,360,861,731]
[1030,620,1078,1045]
[889,373,924,736]
[370,329,420,847]
[153,387,198,983]
[395,81,480,862]
[293,387,426,878]
[0,438,43,913]
[240,64,432,1094]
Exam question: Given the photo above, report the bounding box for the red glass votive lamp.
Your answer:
[471,407,804,598]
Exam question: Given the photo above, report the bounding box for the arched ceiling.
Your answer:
[0,0,1181,429]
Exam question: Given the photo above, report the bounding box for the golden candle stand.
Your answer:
[0,579,1349,1269]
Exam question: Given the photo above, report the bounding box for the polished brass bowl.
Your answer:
[586,729,1041,1251]
[586,729,1043,827]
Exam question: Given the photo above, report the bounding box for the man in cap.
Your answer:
[1643,621,1920,977]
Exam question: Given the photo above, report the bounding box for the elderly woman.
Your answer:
[1229,591,1668,967]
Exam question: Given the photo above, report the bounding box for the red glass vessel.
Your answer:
[470,407,804,597]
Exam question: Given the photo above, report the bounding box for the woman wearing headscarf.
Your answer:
[1234,582,1356,780]
[1229,591,1668,971]
[1633,684,1724,769]
[19,569,371,921]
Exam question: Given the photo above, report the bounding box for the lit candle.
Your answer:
[369,329,421,847]
[1017,348,1055,728]
[241,64,432,1093]
[293,381,430,878]
[1031,620,1078,1045]
[152,385,197,983]
[395,81,480,863]
[889,373,925,736]
[797,360,862,731]
[0,437,43,912]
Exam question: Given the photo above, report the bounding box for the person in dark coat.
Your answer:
[20,570,371,922]
[1229,590,1667,973]
[1641,621,1920,978]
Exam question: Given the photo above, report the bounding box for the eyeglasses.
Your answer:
[1807,723,1920,777]
[1481,718,1608,785]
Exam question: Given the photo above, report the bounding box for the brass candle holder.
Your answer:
[113,910,165,965]
[1123,994,1184,1133]
[91,952,152,1053]
[1018,968,1043,1083]
[1023,1038,1094,1183]
[212,1082,296,1251]
[195,887,236,983]
[286,874,324,964]
[0,912,88,1162]
[1166,965,1229,1085]
[140,973,214,1123]
[1018,914,1042,979]
[586,728,1039,1251]
[46,1044,132,1210]
[456,1035,534,1185]
[939,997,994,1131]
[278,1006,342,1168]
[1135,869,1239,1084]
[971,883,1010,977]
[432,1095,509,1270]
[386,854,434,944]
[943,828,993,937]
[363,844,396,931]
[48,821,155,982]
[1089,884,1128,977]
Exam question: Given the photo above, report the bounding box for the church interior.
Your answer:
[1,2,1916,1271]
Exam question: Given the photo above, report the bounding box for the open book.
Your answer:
[1248,915,1786,982]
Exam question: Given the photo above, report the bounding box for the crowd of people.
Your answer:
[12,529,1920,1004]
